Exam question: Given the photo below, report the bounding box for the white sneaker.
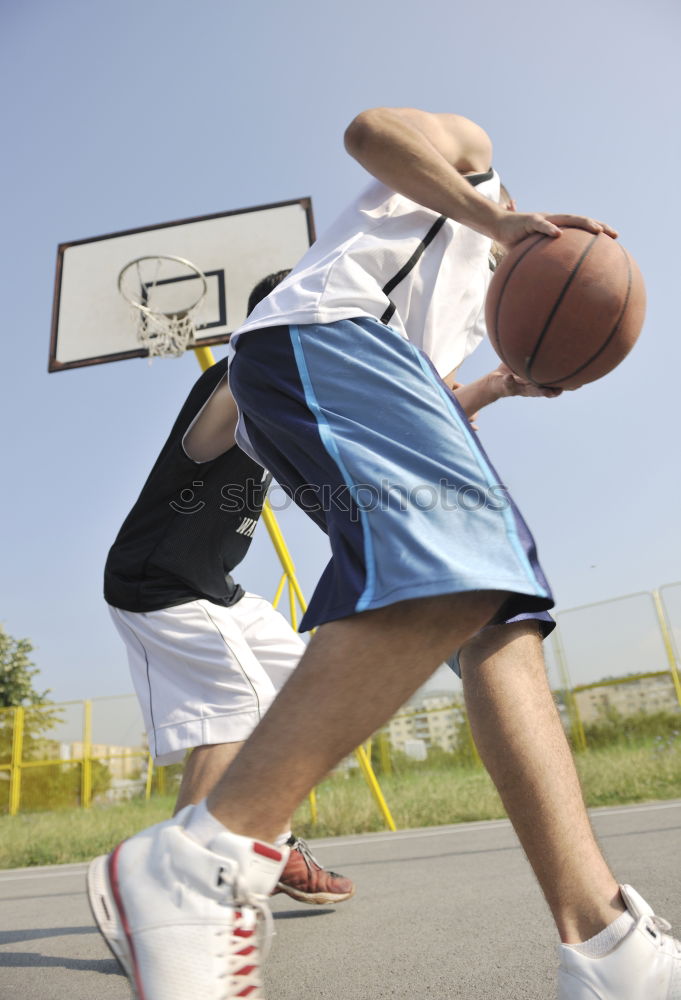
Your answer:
[87,805,287,999]
[558,885,681,999]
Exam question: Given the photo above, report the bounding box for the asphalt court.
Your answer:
[0,800,679,999]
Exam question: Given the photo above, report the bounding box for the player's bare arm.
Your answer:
[344,107,617,245]
[344,107,501,234]
[445,364,561,419]
[183,375,239,462]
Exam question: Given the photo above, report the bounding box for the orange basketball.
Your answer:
[485,228,646,390]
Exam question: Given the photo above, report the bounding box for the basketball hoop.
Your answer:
[118,255,208,358]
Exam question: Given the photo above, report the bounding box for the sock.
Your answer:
[275,831,292,848]
[567,910,635,957]
[184,799,230,848]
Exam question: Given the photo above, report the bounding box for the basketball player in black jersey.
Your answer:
[104,272,354,905]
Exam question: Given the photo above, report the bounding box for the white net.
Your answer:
[118,255,207,359]
[136,307,197,358]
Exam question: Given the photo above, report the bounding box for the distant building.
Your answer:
[385,691,465,753]
[573,672,680,724]
[60,741,146,780]
[403,739,428,761]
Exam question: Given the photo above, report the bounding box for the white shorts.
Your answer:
[109,594,306,765]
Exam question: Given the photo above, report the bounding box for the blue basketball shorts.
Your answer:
[228,316,555,661]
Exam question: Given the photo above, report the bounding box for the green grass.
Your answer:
[291,742,681,839]
[574,742,681,807]
[1,741,679,869]
[0,797,176,869]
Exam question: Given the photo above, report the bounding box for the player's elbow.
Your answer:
[465,120,493,173]
[344,108,390,158]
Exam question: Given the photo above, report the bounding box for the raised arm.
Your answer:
[344,108,500,233]
[344,107,616,245]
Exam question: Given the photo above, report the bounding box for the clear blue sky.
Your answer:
[1,0,680,703]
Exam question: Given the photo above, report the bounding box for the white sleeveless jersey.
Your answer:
[231,169,500,378]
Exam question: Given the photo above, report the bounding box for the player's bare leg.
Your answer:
[173,738,352,905]
[174,742,245,812]
[459,621,625,942]
[206,589,506,842]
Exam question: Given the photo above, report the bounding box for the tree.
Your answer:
[0,628,113,812]
[0,623,58,760]
[1,626,63,811]
[0,625,49,707]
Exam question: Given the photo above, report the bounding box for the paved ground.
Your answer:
[0,800,679,999]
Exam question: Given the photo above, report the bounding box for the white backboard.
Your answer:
[49,198,315,371]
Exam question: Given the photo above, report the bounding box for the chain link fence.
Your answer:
[0,696,155,815]
[2,584,680,816]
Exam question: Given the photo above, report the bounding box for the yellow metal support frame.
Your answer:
[653,588,681,708]
[81,699,93,808]
[191,345,396,831]
[550,627,587,752]
[4,583,681,818]
[145,754,154,800]
[9,706,24,817]
[554,587,681,750]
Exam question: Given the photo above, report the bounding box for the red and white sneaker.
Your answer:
[558,885,681,999]
[87,806,287,999]
[273,835,355,905]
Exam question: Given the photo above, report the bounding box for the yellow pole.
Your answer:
[652,589,681,708]
[308,788,318,826]
[82,699,93,808]
[354,744,396,831]
[272,572,287,610]
[288,581,298,629]
[189,343,395,829]
[551,629,587,752]
[192,347,308,615]
[190,345,308,613]
[9,706,24,817]
[193,345,217,372]
[261,503,308,610]
[145,754,154,801]
[263,497,396,828]
[463,710,483,767]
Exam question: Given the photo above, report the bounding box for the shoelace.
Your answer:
[290,836,342,877]
[290,836,322,872]
[648,915,681,955]
[215,871,274,999]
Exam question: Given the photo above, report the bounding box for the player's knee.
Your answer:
[459,619,543,674]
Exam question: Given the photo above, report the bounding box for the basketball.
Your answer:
[485,229,646,390]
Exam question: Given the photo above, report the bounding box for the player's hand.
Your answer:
[490,363,563,399]
[494,211,618,247]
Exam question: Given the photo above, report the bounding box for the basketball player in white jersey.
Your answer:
[88,108,679,1000]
